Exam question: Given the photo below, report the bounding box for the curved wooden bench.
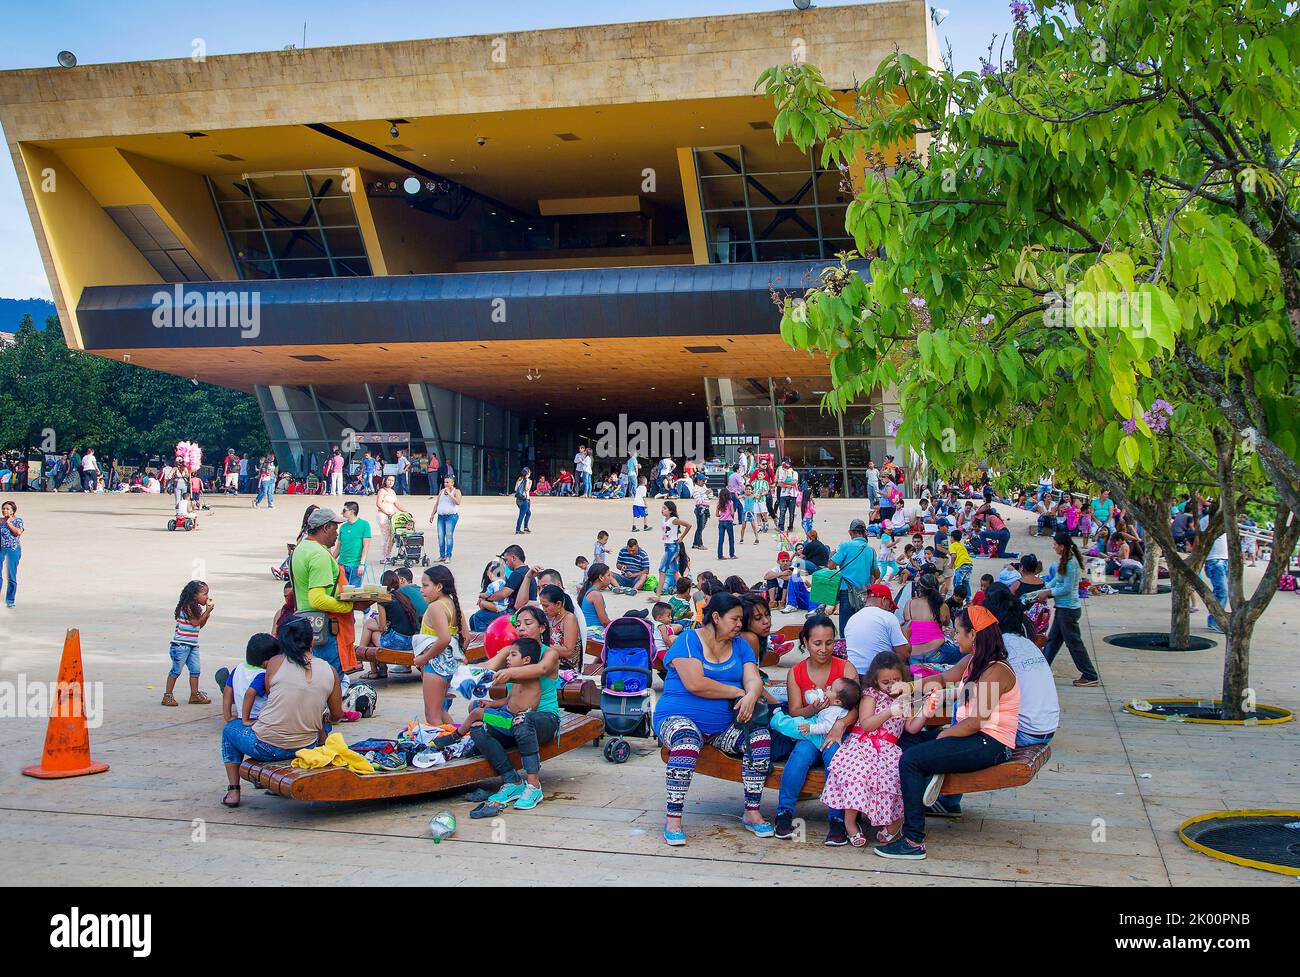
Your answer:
[360,635,601,671]
[241,712,604,802]
[663,742,1051,800]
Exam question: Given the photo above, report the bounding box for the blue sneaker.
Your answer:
[873,837,926,860]
[741,819,775,838]
[488,781,526,806]
[663,824,686,847]
[514,784,544,810]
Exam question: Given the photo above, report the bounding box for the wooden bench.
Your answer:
[348,654,600,711]
[241,712,604,802]
[663,742,1052,800]
[360,635,601,670]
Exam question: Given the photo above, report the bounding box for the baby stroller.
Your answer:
[389,511,428,567]
[598,616,657,764]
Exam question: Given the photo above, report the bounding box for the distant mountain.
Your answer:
[0,297,56,330]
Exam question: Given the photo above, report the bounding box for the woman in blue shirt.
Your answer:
[1036,530,1099,686]
[654,591,773,846]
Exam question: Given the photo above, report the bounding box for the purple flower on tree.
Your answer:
[1122,418,1138,435]
[1010,0,1031,22]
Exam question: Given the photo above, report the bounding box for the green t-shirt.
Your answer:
[292,538,340,609]
[337,518,372,566]
[400,583,428,618]
[752,477,770,499]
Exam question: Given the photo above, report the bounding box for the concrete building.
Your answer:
[0,1,937,492]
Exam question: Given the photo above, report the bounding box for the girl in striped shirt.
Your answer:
[163,580,215,707]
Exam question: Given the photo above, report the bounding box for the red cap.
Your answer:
[867,583,894,602]
[777,551,791,561]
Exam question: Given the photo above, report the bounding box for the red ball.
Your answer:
[483,615,518,657]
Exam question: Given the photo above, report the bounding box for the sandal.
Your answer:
[189,691,212,705]
[876,825,900,844]
[161,692,178,707]
[360,671,386,681]
[848,831,867,848]
[222,786,240,808]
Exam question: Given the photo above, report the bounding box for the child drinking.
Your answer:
[771,677,862,749]
[163,580,214,706]
[220,632,279,723]
[820,651,930,847]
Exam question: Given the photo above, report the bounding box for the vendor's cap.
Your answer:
[307,508,345,529]
[849,518,867,533]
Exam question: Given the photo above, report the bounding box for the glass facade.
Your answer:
[704,376,896,498]
[694,146,854,263]
[209,169,372,280]
[254,382,522,495]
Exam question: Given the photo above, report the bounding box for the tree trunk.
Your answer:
[1220,611,1254,721]
[1169,573,1192,650]
[1141,538,1160,594]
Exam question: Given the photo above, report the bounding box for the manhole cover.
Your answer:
[1123,697,1294,724]
[1105,632,1216,651]
[1179,812,1300,876]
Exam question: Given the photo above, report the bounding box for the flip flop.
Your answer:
[470,801,505,820]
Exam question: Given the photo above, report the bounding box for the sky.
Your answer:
[0,0,1014,299]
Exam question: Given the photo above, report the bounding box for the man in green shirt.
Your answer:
[335,501,372,587]
[290,508,385,672]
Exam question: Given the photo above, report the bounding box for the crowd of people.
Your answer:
[73,439,1270,859]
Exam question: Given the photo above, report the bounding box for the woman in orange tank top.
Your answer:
[873,604,1019,861]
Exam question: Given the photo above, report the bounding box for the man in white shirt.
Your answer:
[690,474,712,550]
[81,449,100,493]
[843,584,909,674]
[395,450,411,495]
[775,458,799,532]
[1201,512,1230,633]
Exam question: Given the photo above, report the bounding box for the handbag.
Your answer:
[296,610,336,649]
[810,540,870,607]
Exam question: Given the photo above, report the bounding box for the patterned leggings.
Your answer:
[658,715,772,816]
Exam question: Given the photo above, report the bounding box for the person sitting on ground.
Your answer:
[970,573,995,605]
[220,617,343,808]
[653,591,773,846]
[613,538,650,594]
[764,551,794,608]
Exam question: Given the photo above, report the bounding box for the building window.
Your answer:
[209,170,372,280]
[694,146,853,264]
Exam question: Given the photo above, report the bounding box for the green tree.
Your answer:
[0,314,269,469]
[760,0,1299,718]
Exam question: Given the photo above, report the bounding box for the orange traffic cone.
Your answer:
[22,629,109,779]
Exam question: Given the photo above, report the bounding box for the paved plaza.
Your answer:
[0,492,1295,886]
